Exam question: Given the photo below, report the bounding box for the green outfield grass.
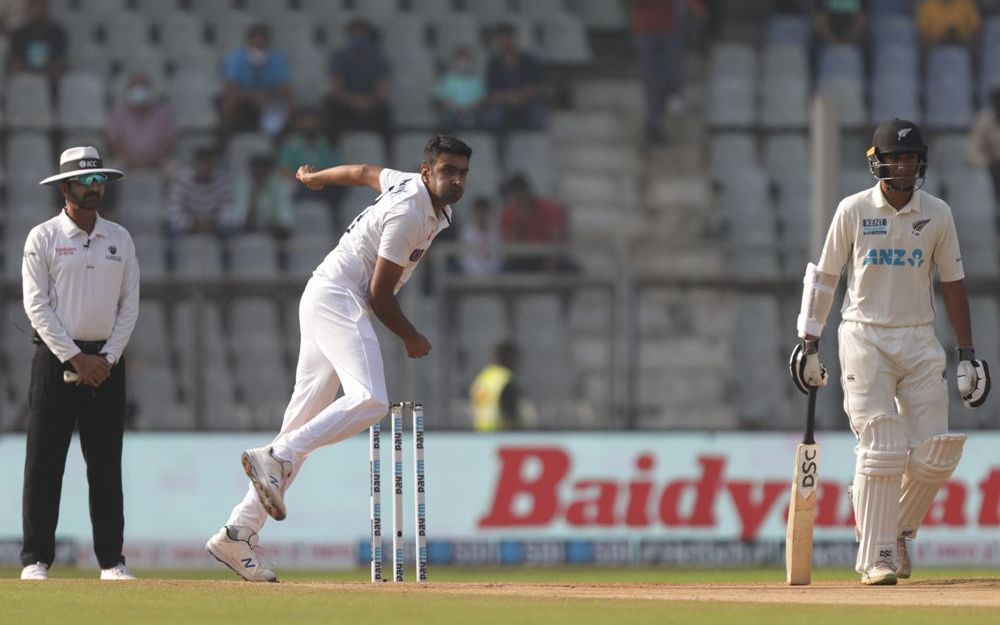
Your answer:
[2,568,999,625]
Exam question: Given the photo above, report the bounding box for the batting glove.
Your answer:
[789,338,828,395]
[956,347,990,408]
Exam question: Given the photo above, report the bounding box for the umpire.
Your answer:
[19,146,140,581]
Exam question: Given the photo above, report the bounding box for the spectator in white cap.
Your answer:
[20,146,140,582]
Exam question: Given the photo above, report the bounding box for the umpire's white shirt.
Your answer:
[817,184,965,327]
[314,168,451,295]
[22,210,140,364]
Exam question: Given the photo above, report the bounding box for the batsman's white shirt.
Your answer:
[816,184,965,444]
[226,169,451,533]
[817,183,964,326]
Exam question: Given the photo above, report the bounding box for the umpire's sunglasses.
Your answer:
[72,173,109,186]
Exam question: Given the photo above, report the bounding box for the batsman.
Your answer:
[789,119,991,585]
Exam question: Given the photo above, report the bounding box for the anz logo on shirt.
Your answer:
[862,248,925,267]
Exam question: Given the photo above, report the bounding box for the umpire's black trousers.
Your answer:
[21,340,126,569]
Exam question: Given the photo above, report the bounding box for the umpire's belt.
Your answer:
[33,333,106,354]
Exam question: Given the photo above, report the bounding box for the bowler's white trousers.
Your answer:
[227,276,389,532]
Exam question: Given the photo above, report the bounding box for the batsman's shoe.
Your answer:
[206,526,278,583]
[20,562,49,580]
[100,563,136,580]
[242,446,291,521]
[861,562,898,586]
[896,536,911,579]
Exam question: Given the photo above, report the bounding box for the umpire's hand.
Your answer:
[68,353,111,387]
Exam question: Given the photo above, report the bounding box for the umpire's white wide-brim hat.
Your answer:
[39,146,125,186]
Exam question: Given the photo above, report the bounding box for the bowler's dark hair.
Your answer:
[422,135,472,167]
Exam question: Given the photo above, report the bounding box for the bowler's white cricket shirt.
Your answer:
[315,169,452,296]
[22,210,140,363]
[816,183,965,327]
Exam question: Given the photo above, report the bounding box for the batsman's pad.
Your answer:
[898,433,966,537]
[957,359,990,408]
[852,414,908,574]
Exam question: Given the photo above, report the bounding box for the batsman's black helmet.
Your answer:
[867,118,928,190]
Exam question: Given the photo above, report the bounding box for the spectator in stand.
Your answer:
[968,88,1000,201]
[220,23,293,138]
[276,107,344,232]
[630,0,702,144]
[166,146,236,238]
[434,45,487,131]
[233,153,294,241]
[469,340,523,432]
[459,196,502,276]
[325,18,392,140]
[6,0,65,82]
[483,23,547,132]
[917,0,981,45]
[813,0,867,44]
[499,174,575,273]
[105,71,175,172]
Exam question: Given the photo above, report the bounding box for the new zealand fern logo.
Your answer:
[912,218,931,236]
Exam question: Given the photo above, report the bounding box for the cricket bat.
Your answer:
[786,386,820,585]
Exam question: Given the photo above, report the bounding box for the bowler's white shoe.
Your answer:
[100,563,136,580]
[242,446,291,521]
[20,562,49,580]
[206,526,278,582]
[861,562,898,586]
[896,536,911,579]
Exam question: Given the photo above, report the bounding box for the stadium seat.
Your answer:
[944,169,999,278]
[506,132,555,195]
[408,0,457,16]
[707,74,756,129]
[211,12,256,54]
[457,131,502,205]
[723,170,780,279]
[458,295,509,378]
[539,14,593,64]
[709,42,756,81]
[114,170,165,235]
[764,133,809,186]
[226,132,274,177]
[518,0,570,19]
[872,42,917,84]
[132,233,167,280]
[132,0,182,20]
[765,14,811,45]
[191,0,239,20]
[775,179,812,276]
[288,234,334,277]
[169,70,219,131]
[388,55,437,128]
[926,46,974,130]
[129,301,169,365]
[432,14,483,61]
[4,74,53,130]
[730,294,789,428]
[761,74,809,130]
[292,201,334,237]
[100,14,154,65]
[817,44,864,86]
[5,131,53,186]
[231,298,282,354]
[869,13,916,51]
[156,13,215,71]
[818,76,867,128]
[56,71,107,131]
[464,0,513,23]
[870,72,921,126]
[171,234,225,278]
[516,295,572,405]
[709,132,760,182]
[228,234,279,279]
[566,0,627,28]
[932,133,971,178]
[391,132,431,171]
[839,168,875,198]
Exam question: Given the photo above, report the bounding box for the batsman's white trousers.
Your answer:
[226,277,389,532]
[838,321,950,445]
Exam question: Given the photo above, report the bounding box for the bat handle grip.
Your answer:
[804,386,817,445]
[64,370,79,384]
